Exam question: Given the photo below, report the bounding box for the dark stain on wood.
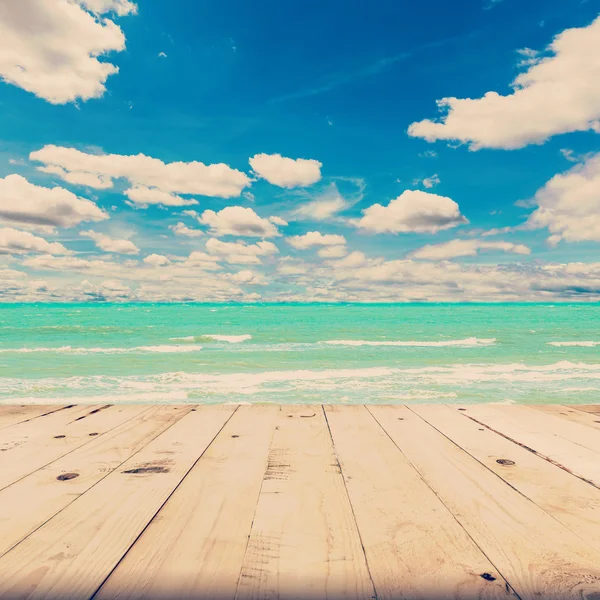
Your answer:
[57,473,79,481]
[54,435,66,439]
[300,413,316,418]
[123,463,170,474]
[496,459,516,466]
[89,432,99,436]
[231,435,239,438]
[480,573,497,581]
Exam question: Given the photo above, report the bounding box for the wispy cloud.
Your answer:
[269,31,483,104]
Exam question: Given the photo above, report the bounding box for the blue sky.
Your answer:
[0,0,599,302]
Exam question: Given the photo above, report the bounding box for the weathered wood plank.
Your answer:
[0,405,69,431]
[236,406,375,600]
[325,404,511,600]
[370,405,600,600]
[530,404,600,429]
[459,404,600,486]
[574,405,600,415]
[412,404,600,555]
[0,404,147,490]
[487,405,600,454]
[0,405,237,600]
[0,405,192,558]
[96,405,278,600]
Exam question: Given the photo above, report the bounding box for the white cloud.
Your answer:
[354,190,468,234]
[408,16,600,149]
[169,222,204,238]
[205,238,278,265]
[37,165,113,189]
[0,0,135,104]
[185,251,222,270]
[0,227,70,255]
[143,254,170,267]
[287,231,347,249]
[0,174,108,230]
[80,230,139,254]
[199,207,281,238]
[317,245,348,259]
[249,153,322,188]
[294,183,351,221]
[269,216,288,226]
[125,187,198,208]
[410,239,531,260]
[77,1,137,16]
[31,145,251,199]
[526,152,600,243]
[422,174,440,189]
[228,270,267,285]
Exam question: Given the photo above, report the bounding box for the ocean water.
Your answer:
[0,303,599,405]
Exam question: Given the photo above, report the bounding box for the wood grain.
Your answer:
[0,405,191,558]
[458,403,600,487]
[370,404,600,600]
[96,404,278,600]
[0,404,147,490]
[0,405,236,600]
[0,405,68,431]
[236,405,375,600]
[325,404,511,600]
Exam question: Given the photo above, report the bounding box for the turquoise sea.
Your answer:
[0,303,599,405]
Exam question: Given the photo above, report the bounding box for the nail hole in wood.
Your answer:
[54,435,66,439]
[496,459,515,466]
[480,573,497,581]
[89,432,98,436]
[458,408,466,411]
[57,473,79,481]
[231,435,239,438]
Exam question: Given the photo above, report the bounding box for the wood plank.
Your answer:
[574,405,600,415]
[324,404,511,600]
[96,405,279,600]
[236,405,374,600]
[487,405,600,454]
[0,404,148,490]
[530,404,600,430]
[0,405,69,431]
[369,405,600,600]
[0,405,237,600]
[459,404,600,487]
[412,404,600,555]
[0,405,192,558]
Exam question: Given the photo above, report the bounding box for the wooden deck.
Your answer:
[1,404,600,599]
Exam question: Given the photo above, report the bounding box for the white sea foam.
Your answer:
[548,341,600,347]
[4,361,600,403]
[170,334,252,343]
[0,344,203,354]
[322,337,496,347]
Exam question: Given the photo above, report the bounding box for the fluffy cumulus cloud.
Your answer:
[0,0,136,104]
[0,227,70,255]
[169,222,204,238]
[205,238,278,265]
[287,231,347,249]
[30,145,251,201]
[526,153,600,244]
[410,239,531,260]
[0,174,107,230]
[354,190,468,234]
[408,16,600,149]
[143,254,170,267]
[199,207,281,238]
[80,230,139,254]
[249,154,322,188]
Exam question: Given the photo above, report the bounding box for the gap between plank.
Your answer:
[366,405,522,600]
[0,405,197,560]
[457,409,600,491]
[90,405,240,600]
[322,405,379,600]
